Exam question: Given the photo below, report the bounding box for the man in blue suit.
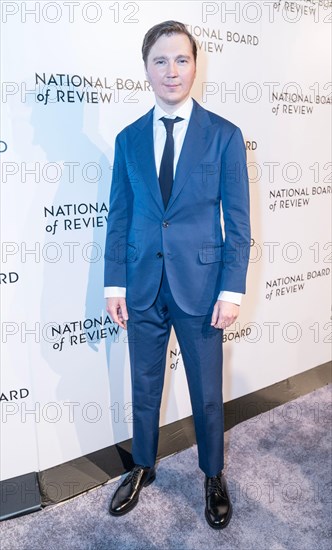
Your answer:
[104,20,250,529]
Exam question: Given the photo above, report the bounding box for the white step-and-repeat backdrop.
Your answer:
[1,0,331,481]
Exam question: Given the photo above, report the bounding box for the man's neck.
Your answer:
[155,96,190,115]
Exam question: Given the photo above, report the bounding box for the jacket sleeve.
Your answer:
[219,126,251,294]
[104,132,133,287]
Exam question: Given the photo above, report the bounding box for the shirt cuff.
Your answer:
[217,291,242,305]
[104,286,126,299]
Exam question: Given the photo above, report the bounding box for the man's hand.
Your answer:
[211,300,239,330]
[106,297,129,330]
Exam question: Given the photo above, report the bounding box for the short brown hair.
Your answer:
[142,20,197,66]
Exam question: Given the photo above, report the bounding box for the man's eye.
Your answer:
[156,60,165,65]
[178,59,188,64]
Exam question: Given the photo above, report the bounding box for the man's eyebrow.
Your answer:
[152,54,191,61]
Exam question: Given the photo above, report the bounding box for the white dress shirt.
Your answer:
[104,97,242,305]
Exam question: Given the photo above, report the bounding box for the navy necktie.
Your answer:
[158,116,183,209]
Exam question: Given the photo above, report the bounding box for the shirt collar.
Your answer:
[153,96,193,123]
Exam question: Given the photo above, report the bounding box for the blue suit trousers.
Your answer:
[127,265,224,477]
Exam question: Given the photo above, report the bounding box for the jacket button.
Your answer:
[156,252,163,258]
[162,221,169,228]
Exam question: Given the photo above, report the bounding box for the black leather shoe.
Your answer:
[109,465,156,516]
[205,471,233,529]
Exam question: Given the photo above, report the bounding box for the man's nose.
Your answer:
[167,61,179,77]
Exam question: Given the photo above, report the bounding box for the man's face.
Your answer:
[145,33,196,113]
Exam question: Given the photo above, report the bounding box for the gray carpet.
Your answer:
[1,384,331,550]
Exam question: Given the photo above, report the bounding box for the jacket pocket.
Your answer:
[198,244,224,264]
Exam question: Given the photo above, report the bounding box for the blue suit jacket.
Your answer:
[104,99,250,315]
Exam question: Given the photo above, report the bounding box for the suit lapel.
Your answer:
[132,101,213,214]
[133,108,165,214]
[166,100,212,212]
